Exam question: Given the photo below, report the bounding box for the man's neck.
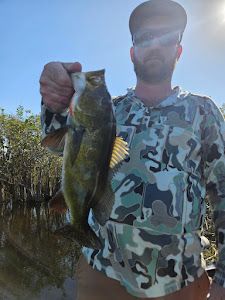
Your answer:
[134,79,173,106]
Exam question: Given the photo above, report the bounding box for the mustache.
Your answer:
[143,51,165,63]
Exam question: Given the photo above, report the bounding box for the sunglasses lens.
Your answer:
[134,31,153,46]
[159,32,179,46]
[133,30,180,47]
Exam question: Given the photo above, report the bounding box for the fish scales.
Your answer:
[44,69,129,249]
[62,70,116,248]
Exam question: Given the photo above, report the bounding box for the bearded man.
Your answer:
[40,1,225,299]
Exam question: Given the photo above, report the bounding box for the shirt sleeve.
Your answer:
[41,100,68,155]
[202,101,225,287]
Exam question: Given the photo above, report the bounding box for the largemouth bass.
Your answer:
[42,70,128,249]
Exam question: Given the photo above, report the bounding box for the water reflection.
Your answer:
[0,201,80,299]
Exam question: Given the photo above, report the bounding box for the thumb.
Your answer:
[62,62,82,73]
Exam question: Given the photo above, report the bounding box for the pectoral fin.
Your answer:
[67,126,85,166]
[41,127,68,149]
[109,136,129,169]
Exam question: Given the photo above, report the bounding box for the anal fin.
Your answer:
[49,189,67,213]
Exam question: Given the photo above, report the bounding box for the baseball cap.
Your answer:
[129,0,187,37]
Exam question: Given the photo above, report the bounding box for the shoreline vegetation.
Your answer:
[0,105,221,266]
[0,106,62,203]
[0,106,79,298]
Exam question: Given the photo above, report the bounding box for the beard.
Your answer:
[133,50,176,84]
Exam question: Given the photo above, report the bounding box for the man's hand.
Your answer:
[39,61,82,113]
[207,282,225,299]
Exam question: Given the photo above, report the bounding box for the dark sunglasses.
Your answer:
[133,30,181,48]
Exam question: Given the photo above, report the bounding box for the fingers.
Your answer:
[40,77,74,102]
[40,62,73,86]
[62,62,82,73]
[39,61,82,113]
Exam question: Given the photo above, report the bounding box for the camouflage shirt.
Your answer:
[41,87,225,298]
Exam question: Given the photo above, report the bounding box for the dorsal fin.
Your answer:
[109,136,129,169]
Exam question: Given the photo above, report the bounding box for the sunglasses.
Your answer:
[133,30,181,48]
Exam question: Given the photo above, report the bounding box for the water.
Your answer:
[0,201,80,300]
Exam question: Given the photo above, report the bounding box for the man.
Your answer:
[40,1,225,299]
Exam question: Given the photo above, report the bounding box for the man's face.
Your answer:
[131,17,182,84]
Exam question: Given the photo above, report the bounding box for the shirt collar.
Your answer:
[126,86,189,108]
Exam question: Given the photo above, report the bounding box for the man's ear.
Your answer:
[130,46,134,63]
[177,44,183,60]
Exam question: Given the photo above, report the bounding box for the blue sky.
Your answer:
[1,0,225,115]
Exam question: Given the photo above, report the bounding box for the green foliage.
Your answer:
[0,106,62,203]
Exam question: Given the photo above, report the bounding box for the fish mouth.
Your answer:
[71,72,86,95]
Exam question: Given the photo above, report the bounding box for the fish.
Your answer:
[42,69,129,249]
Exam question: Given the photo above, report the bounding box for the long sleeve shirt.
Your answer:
[41,87,225,298]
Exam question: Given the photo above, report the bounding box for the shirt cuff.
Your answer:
[41,101,68,139]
